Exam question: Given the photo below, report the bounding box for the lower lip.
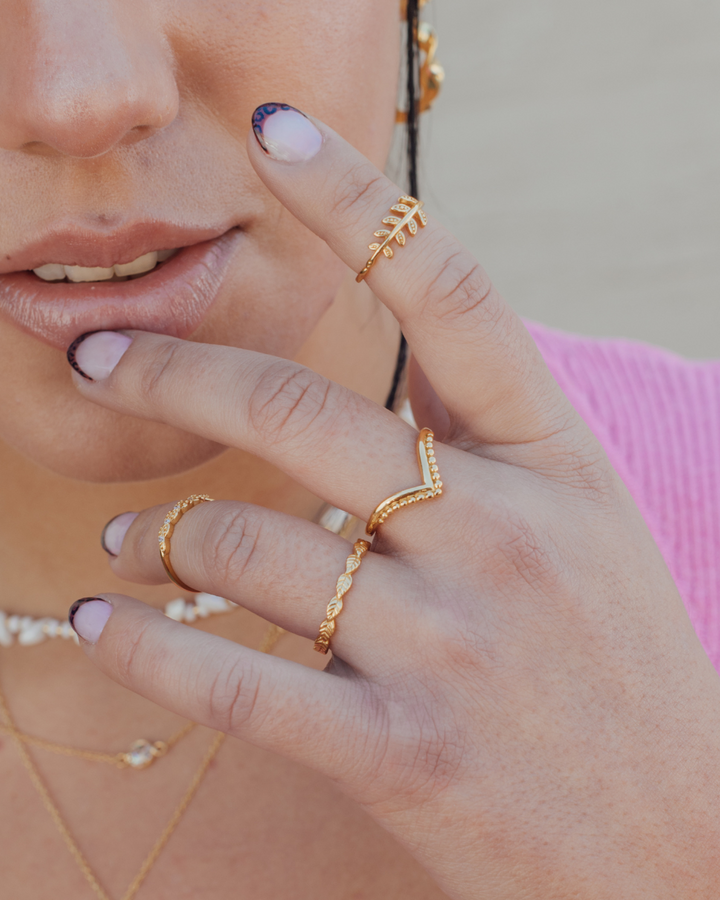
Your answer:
[0,230,244,350]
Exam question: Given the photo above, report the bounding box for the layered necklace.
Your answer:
[0,504,354,900]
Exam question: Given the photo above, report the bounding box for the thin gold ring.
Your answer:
[158,494,214,592]
[356,195,428,282]
[314,539,370,655]
[366,428,442,535]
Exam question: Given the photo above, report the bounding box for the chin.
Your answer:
[4,400,227,483]
[0,231,346,482]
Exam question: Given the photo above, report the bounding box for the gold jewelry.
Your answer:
[356,195,427,282]
[397,0,444,122]
[314,539,371,655]
[158,494,214,592]
[400,0,431,16]
[0,719,196,769]
[366,428,442,535]
[396,21,445,122]
[0,503,356,897]
[0,622,285,900]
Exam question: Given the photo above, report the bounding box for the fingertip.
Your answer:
[66,331,133,382]
[250,103,323,164]
[101,511,139,557]
[69,596,113,644]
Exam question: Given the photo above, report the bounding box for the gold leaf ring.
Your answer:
[356,195,427,282]
[314,540,371,655]
[366,428,442,535]
[158,494,214,593]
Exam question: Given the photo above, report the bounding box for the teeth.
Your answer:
[33,249,177,282]
[65,265,114,283]
[33,264,66,282]
[113,251,157,277]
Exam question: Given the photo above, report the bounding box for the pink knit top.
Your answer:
[527,322,720,673]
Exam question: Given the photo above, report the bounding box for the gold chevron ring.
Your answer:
[356,195,427,282]
[366,428,443,535]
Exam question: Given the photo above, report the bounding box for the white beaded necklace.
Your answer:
[0,592,237,648]
[0,504,355,649]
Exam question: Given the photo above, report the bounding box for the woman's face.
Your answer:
[0,0,400,481]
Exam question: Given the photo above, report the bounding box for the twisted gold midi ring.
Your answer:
[356,195,427,282]
[158,494,214,592]
[314,540,370,655]
[366,428,443,535]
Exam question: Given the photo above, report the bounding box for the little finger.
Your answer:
[69,593,365,782]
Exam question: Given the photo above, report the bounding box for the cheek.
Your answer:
[171,0,400,166]
[0,0,401,483]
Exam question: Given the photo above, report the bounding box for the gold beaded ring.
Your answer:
[314,539,371,655]
[365,428,442,536]
[158,494,214,592]
[356,195,427,282]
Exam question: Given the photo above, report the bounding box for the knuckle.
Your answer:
[329,166,387,230]
[404,710,466,801]
[137,339,185,408]
[363,683,466,805]
[247,361,341,450]
[493,509,561,592]
[202,505,263,586]
[207,656,264,735]
[549,439,616,501]
[419,243,495,330]
[113,613,161,687]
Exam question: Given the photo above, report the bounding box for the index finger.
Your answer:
[248,104,581,454]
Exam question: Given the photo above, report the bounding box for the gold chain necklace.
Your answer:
[0,719,197,769]
[0,621,285,900]
[0,614,288,770]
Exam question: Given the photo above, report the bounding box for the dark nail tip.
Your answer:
[251,102,305,152]
[100,511,138,558]
[100,520,118,557]
[251,102,296,125]
[68,597,106,631]
[66,332,96,381]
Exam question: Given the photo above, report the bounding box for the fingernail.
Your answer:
[67,331,133,382]
[252,103,323,163]
[69,598,112,643]
[101,511,139,557]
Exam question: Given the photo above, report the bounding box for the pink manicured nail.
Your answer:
[101,511,138,557]
[67,331,133,381]
[68,598,113,643]
[252,103,323,163]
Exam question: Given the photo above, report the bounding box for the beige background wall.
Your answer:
[422,1,720,358]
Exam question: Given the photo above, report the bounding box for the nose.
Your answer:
[0,0,179,158]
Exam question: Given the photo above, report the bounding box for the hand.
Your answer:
[67,110,720,898]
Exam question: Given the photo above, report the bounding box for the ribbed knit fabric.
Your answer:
[527,322,720,673]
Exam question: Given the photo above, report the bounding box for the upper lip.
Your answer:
[0,221,236,275]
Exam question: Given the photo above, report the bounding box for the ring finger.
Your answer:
[106,498,417,669]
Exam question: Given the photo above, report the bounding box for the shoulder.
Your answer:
[525,320,720,669]
[525,320,720,472]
